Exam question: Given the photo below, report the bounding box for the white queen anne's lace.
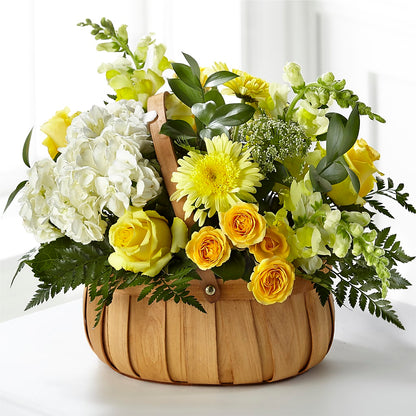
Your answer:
[20,100,161,244]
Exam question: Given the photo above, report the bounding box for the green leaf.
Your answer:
[191,101,217,125]
[313,282,331,306]
[200,125,229,139]
[4,180,27,213]
[325,114,345,163]
[22,127,33,168]
[10,248,37,287]
[137,284,155,301]
[182,52,200,78]
[375,227,391,246]
[256,162,290,211]
[208,103,255,127]
[171,62,202,90]
[342,104,360,154]
[320,161,348,184]
[213,251,246,282]
[204,71,238,88]
[160,119,197,139]
[309,165,332,193]
[348,286,359,308]
[335,279,348,307]
[168,78,204,107]
[389,269,411,290]
[384,234,396,249]
[204,88,225,107]
[366,198,394,218]
[346,167,360,193]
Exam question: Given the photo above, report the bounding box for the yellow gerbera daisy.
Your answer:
[202,63,269,103]
[171,134,264,225]
[224,69,270,103]
[205,62,269,103]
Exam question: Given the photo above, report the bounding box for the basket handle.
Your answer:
[147,93,221,303]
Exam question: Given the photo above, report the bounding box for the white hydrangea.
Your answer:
[19,100,162,244]
[19,159,63,243]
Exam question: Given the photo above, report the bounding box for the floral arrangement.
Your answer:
[7,18,415,328]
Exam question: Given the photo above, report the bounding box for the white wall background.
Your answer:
[1,0,415,319]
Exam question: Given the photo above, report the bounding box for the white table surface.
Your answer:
[0,297,415,416]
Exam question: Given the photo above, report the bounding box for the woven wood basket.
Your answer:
[83,93,335,385]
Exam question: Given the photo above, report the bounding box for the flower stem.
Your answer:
[285,87,305,121]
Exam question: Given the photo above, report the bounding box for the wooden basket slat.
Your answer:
[103,293,137,378]
[165,301,188,383]
[183,301,220,385]
[287,293,313,374]
[127,299,172,383]
[216,300,263,384]
[266,294,309,382]
[84,294,115,370]
[250,301,274,382]
[215,302,234,383]
[302,289,335,372]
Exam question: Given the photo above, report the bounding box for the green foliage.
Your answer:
[4,127,35,213]
[159,119,197,140]
[163,53,255,142]
[375,227,415,267]
[304,253,405,329]
[365,177,416,217]
[18,237,204,326]
[22,127,33,168]
[213,250,246,282]
[4,180,27,213]
[310,106,360,193]
[78,18,141,69]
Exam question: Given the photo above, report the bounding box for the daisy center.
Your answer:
[192,153,239,196]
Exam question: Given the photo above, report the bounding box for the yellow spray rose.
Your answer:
[219,203,266,248]
[108,208,188,277]
[249,226,290,262]
[328,138,382,206]
[185,226,231,270]
[41,107,80,159]
[247,257,295,305]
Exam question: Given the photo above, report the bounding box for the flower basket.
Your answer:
[8,18,414,388]
[82,93,335,385]
[84,279,334,385]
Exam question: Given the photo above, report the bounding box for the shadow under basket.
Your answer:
[83,278,335,385]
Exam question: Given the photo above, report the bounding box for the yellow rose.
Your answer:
[41,107,80,159]
[185,226,231,270]
[219,203,266,248]
[249,226,290,262]
[108,208,188,277]
[247,257,295,305]
[328,138,381,206]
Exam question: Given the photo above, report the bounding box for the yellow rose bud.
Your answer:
[328,138,382,206]
[249,226,290,262]
[41,107,80,159]
[108,208,188,277]
[219,203,266,248]
[247,257,295,305]
[185,226,231,270]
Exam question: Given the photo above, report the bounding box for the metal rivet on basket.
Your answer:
[205,285,216,296]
